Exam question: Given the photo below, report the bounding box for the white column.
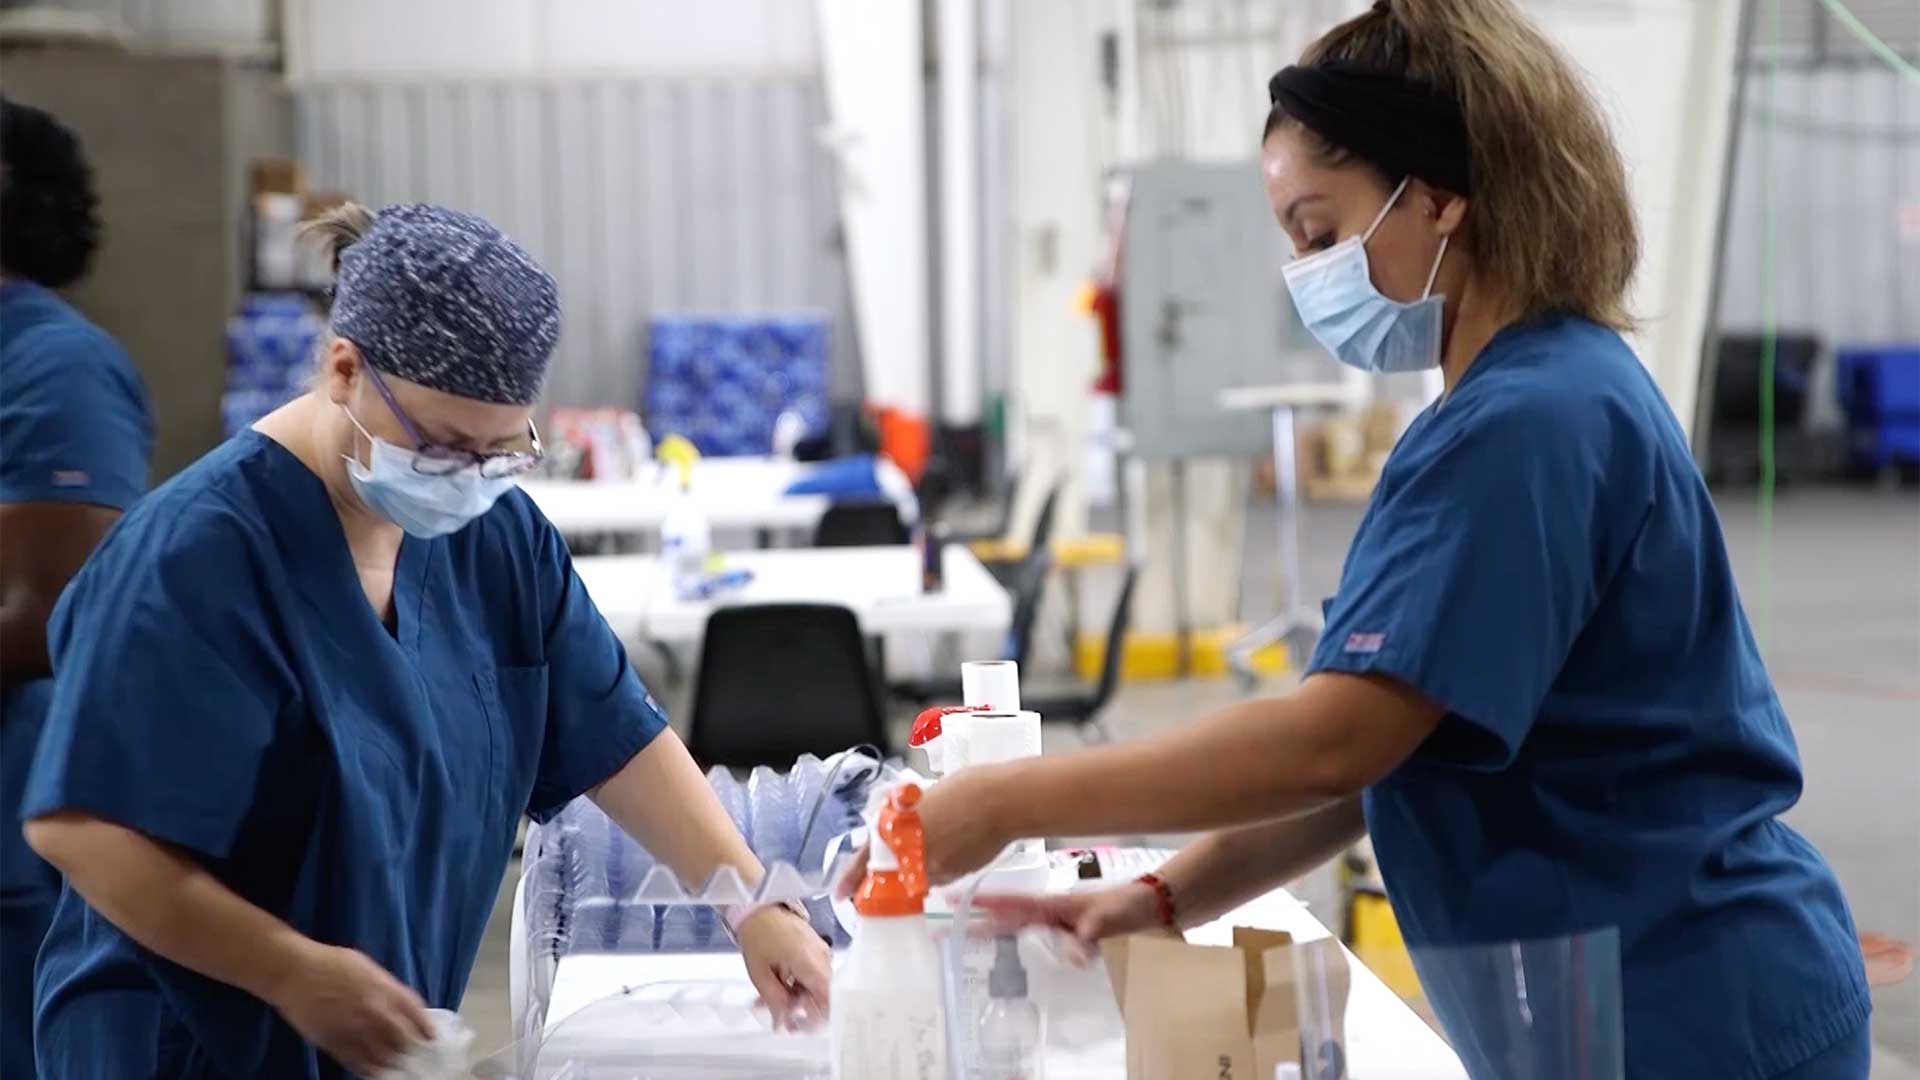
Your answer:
[816,0,932,420]
[1534,0,1743,440]
[937,0,983,426]
[1007,0,1121,541]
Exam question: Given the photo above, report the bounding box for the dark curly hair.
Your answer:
[1,97,101,288]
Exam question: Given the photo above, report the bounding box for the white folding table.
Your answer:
[528,884,1466,1078]
[573,545,1012,646]
[518,458,828,537]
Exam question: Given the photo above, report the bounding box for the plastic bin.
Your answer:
[1837,346,1920,469]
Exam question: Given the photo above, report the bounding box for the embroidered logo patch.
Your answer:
[51,469,90,488]
[1343,631,1385,654]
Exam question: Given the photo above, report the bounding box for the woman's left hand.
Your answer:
[735,905,833,1031]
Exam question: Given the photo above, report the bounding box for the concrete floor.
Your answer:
[459,484,1920,1073]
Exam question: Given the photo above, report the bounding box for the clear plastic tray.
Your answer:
[555,853,860,908]
[521,980,829,1079]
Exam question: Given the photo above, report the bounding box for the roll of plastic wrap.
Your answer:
[961,660,1020,711]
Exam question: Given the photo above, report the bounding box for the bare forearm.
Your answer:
[25,813,311,1002]
[0,503,124,686]
[0,594,54,685]
[989,674,1434,841]
[590,730,763,889]
[1155,797,1366,929]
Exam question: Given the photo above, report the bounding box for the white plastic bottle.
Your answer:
[656,436,711,599]
[832,784,948,1080]
[972,935,1043,1080]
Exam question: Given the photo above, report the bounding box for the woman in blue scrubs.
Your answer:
[864,1,1872,1075]
[22,203,830,1078]
[0,98,154,1080]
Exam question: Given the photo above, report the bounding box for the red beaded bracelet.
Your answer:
[1137,872,1177,929]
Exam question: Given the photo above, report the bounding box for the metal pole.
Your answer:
[1271,404,1303,616]
[1169,458,1191,676]
[1693,0,1762,464]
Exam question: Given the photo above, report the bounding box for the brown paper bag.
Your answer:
[1103,928,1317,1080]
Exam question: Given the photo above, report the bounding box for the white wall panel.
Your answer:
[1720,65,1920,347]
[283,0,816,80]
[294,76,845,411]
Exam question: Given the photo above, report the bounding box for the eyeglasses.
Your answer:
[363,364,544,479]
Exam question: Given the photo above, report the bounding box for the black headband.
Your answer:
[1267,62,1473,196]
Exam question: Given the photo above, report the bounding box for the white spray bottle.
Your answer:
[832,783,947,1080]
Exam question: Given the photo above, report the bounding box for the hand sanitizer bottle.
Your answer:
[657,436,711,600]
[972,935,1044,1079]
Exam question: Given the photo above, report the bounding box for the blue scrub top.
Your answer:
[0,279,152,1080]
[22,429,666,1079]
[1307,316,1868,1080]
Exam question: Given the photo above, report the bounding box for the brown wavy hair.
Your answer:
[1271,0,1638,330]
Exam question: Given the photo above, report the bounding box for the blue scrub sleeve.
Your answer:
[22,512,285,859]
[1307,398,1629,768]
[0,325,152,509]
[526,521,667,821]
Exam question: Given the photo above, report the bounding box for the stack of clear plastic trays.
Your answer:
[513,750,887,1065]
[523,980,830,1079]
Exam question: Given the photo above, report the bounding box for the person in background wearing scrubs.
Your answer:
[22,202,831,1078]
[851,1,1872,1075]
[0,98,153,1079]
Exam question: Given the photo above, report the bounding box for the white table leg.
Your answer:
[1228,404,1322,684]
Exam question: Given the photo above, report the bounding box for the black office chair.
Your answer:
[981,483,1060,589]
[795,401,881,462]
[890,546,1052,706]
[812,501,910,547]
[688,603,888,768]
[948,471,1022,547]
[1024,564,1138,744]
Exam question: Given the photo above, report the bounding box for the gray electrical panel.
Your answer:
[1121,160,1312,460]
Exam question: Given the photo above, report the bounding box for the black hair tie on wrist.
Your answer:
[1266,62,1474,196]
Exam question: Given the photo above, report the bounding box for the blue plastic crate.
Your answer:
[1837,346,1920,423]
[1850,418,1920,470]
[645,313,830,457]
[1836,347,1920,469]
[227,293,324,395]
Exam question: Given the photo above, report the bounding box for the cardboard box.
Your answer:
[1105,927,1350,1080]
[250,158,306,197]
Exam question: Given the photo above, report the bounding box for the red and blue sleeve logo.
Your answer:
[1343,631,1385,654]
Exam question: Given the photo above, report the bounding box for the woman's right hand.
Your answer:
[971,883,1165,966]
[266,941,434,1077]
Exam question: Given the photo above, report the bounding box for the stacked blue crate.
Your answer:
[224,294,325,437]
[1837,346,1920,470]
[646,314,830,457]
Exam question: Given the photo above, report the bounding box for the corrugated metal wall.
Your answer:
[1719,65,1920,346]
[293,77,848,411]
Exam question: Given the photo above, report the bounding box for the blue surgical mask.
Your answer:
[1282,176,1450,374]
[342,408,515,538]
